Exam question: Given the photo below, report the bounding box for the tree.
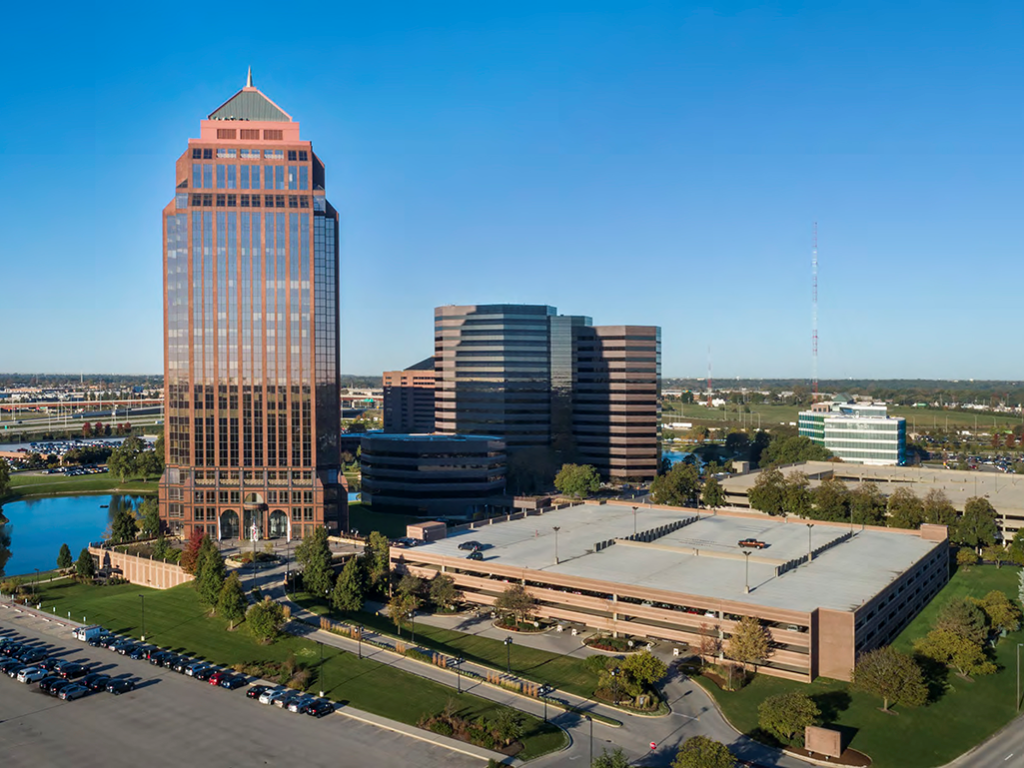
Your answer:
[331,557,364,613]
[922,489,957,526]
[727,615,771,672]
[747,467,787,516]
[697,622,722,667]
[107,436,145,482]
[701,476,726,509]
[850,646,928,712]
[757,692,820,746]
[57,543,73,571]
[1009,528,1024,561]
[0,458,9,498]
[362,531,391,592]
[672,736,736,768]
[195,540,226,609]
[982,544,1008,569]
[387,590,419,637]
[936,598,988,645]
[180,528,207,574]
[493,708,525,747]
[651,462,701,507]
[554,463,601,499]
[81,422,92,438]
[138,498,161,538]
[396,572,423,598]
[914,629,996,677]
[494,583,537,626]
[247,599,286,643]
[75,548,96,582]
[849,482,886,526]
[296,526,334,598]
[976,590,1022,634]
[428,573,461,612]
[811,476,849,521]
[621,649,668,686]
[955,497,999,552]
[957,548,980,568]
[109,505,138,544]
[218,572,247,629]
[759,435,832,466]
[782,472,812,518]
[887,487,924,529]
[593,746,632,768]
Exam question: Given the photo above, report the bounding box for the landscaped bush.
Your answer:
[429,720,454,736]
[585,635,644,652]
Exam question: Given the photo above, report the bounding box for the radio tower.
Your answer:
[811,222,819,401]
[706,346,713,407]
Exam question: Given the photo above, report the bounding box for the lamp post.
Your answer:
[504,636,513,674]
[138,594,146,641]
[456,656,464,693]
[610,666,620,703]
[585,714,593,765]
[632,506,638,536]
[319,640,325,698]
[553,527,561,565]
[743,551,751,594]
[357,625,363,660]
[806,523,815,561]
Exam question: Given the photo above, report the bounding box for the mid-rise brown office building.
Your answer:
[158,73,346,541]
[382,358,436,433]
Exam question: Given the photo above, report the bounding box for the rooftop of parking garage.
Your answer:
[421,503,942,614]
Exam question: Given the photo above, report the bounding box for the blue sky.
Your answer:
[0,1,1020,379]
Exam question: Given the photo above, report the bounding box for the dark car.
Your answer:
[458,540,482,551]
[219,674,247,690]
[82,673,112,692]
[106,678,136,695]
[172,657,195,673]
[0,642,23,657]
[0,659,25,676]
[59,663,88,680]
[48,679,75,697]
[88,634,114,648]
[38,675,64,693]
[246,684,271,700]
[162,654,186,670]
[194,666,219,681]
[129,646,150,660]
[36,658,60,672]
[306,699,335,718]
[111,639,135,654]
[117,642,140,656]
[59,683,90,701]
[149,651,173,667]
[17,648,48,665]
[466,551,484,561]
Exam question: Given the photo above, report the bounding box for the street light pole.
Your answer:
[744,551,751,594]
[806,523,815,561]
[456,656,464,693]
[319,640,325,698]
[504,636,513,674]
[138,594,146,641]
[553,527,560,565]
[586,714,593,765]
[357,625,363,660]
[632,506,639,536]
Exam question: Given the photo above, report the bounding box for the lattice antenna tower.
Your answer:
[706,346,713,407]
[812,222,819,401]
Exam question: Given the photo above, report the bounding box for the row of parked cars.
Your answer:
[76,627,335,717]
[0,635,136,700]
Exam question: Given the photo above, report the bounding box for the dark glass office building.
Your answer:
[433,305,661,480]
[159,74,346,541]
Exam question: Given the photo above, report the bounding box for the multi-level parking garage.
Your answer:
[393,502,949,682]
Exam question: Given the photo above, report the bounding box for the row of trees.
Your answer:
[592,736,736,768]
[107,498,162,543]
[107,436,163,482]
[81,421,134,438]
[650,462,727,509]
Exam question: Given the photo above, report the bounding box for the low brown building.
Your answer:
[391,501,949,682]
[382,359,436,433]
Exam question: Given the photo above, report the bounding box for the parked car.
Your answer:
[36,658,60,673]
[458,540,482,551]
[48,679,75,697]
[737,538,767,549]
[110,639,135,654]
[0,659,25,676]
[18,648,49,665]
[149,651,173,667]
[116,642,140,656]
[305,699,335,718]
[38,676,64,693]
[17,667,48,684]
[82,673,112,692]
[88,634,114,648]
[59,663,88,680]
[106,678,136,695]
[194,666,219,681]
[208,670,229,686]
[59,684,90,701]
[220,674,247,690]
[128,646,151,660]
[275,691,302,709]
[466,551,484,561]
[259,688,287,705]
[247,684,271,700]
[172,657,195,674]
[287,694,315,713]
[184,661,210,677]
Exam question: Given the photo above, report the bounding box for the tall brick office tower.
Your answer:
[159,71,346,542]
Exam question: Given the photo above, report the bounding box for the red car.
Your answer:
[737,538,767,549]
[208,671,228,686]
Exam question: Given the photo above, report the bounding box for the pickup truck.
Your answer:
[737,538,767,549]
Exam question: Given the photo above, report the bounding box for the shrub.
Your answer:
[430,720,454,737]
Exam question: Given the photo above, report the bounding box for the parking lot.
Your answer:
[0,615,482,768]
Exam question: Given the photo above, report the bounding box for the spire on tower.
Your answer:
[246,66,253,88]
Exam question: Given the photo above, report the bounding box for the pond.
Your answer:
[0,495,144,579]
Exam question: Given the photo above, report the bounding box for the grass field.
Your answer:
[290,590,601,699]
[2,472,160,503]
[661,401,1024,435]
[28,579,565,760]
[695,565,1024,768]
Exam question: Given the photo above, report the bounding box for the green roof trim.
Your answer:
[208,89,290,122]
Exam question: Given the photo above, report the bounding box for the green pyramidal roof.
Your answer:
[208,88,291,122]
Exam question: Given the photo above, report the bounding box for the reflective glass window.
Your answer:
[240,165,249,189]
[275,165,285,190]
[288,166,297,190]
[192,164,201,188]
[251,165,260,190]
[298,150,308,161]
[175,193,189,209]
[203,164,213,189]
[216,165,226,189]
[264,166,273,189]
[299,166,308,190]
[192,148,202,159]
[227,165,237,189]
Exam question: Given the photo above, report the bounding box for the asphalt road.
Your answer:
[0,618,480,768]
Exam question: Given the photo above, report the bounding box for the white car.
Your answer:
[18,667,47,684]
[259,688,286,705]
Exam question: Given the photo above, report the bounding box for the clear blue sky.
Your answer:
[1,1,1021,379]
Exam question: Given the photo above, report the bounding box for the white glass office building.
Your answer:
[798,401,906,466]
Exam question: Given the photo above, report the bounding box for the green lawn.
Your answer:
[291,590,602,699]
[696,565,1024,768]
[3,472,160,503]
[347,502,426,540]
[30,579,565,760]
